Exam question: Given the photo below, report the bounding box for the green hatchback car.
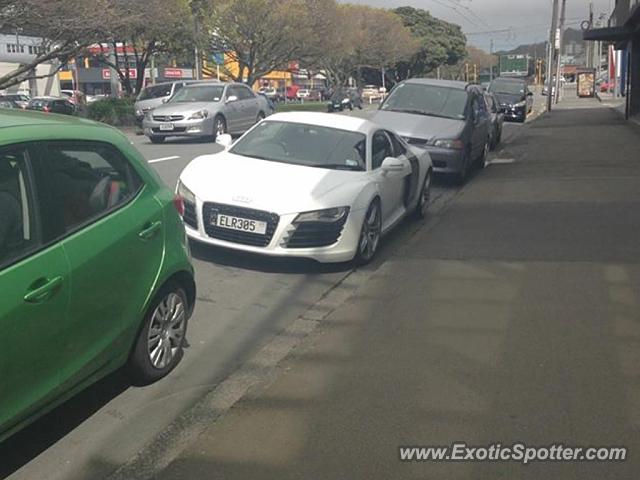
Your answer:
[0,110,196,442]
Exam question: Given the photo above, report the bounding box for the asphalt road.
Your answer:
[1,99,542,480]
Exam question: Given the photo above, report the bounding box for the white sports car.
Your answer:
[176,112,432,263]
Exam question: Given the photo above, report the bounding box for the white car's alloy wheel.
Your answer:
[356,201,381,264]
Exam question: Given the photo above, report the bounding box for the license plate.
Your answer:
[212,213,267,235]
[159,123,174,131]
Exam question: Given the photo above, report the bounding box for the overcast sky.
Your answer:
[342,0,615,51]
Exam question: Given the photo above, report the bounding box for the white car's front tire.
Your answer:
[354,200,381,265]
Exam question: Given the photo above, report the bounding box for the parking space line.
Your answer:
[149,156,180,164]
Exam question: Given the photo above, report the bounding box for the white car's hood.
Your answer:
[180,151,366,215]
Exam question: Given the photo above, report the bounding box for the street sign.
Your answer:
[211,52,224,65]
[102,68,137,80]
[164,68,183,78]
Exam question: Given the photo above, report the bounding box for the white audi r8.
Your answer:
[176,112,432,264]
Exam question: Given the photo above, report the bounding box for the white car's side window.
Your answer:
[371,131,393,170]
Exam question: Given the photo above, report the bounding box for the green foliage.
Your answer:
[87,98,136,126]
[392,6,467,79]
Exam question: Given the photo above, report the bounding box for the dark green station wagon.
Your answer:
[0,110,196,442]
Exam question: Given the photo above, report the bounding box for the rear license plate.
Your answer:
[212,213,267,235]
[159,123,174,131]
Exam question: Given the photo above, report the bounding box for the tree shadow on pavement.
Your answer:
[0,370,130,479]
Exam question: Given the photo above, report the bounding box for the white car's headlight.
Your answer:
[135,109,142,116]
[432,139,464,150]
[177,180,196,205]
[188,110,209,120]
[294,207,350,224]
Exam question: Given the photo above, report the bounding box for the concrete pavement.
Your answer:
[145,102,640,479]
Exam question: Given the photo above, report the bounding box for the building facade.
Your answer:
[585,0,640,118]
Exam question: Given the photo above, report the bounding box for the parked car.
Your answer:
[297,89,311,99]
[258,86,278,101]
[0,111,195,443]
[484,91,504,150]
[372,79,492,183]
[327,88,363,112]
[134,81,197,125]
[488,77,534,123]
[0,98,21,109]
[0,94,29,109]
[26,97,76,115]
[60,89,87,106]
[286,85,300,101]
[142,82,271,144]
[179,112,432,264]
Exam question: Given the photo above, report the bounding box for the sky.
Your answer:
[342,0,615,52]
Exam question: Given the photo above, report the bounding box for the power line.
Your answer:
[429,0,485,29]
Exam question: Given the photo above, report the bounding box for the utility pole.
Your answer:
[554,0,567,104]
[546,0,560,112]
[489,38,494,82]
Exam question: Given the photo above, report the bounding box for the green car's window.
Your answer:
[0,148,39,270]
[37,142,143,240]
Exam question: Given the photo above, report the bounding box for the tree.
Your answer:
[438,45,497,81]
[313,5,418,88]
[0,0,116,90]
[205,0,336,86]
[90,0,194,96]
[392,6,467,80]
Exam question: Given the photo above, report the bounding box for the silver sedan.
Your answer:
[142,82,270,144]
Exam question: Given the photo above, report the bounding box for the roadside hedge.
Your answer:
[275,101,327,113]
[87,98,136,126]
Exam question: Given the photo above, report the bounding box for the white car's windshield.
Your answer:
[230,121,366,171]
[381,83,467,120]
[170,85,224,103]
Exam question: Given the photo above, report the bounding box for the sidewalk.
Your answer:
[152,102,640,479]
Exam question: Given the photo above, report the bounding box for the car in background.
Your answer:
[60,89,87,106]
[297,89,311,99]
[0,110,195,443]
[87,93,109,104]
[0,94,29,109]
[372,79,492,183]
[488,77,533,123]
[26,97,76,115]
[286,85,300,101]
[258,86,278,101]
[142,82,270,144]
[484,91,504,150]
[134,81,195,125]
[0,98,21,109]
[327,88,363,112]
[178,112,432,264]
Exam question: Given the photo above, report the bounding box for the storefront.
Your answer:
[584,1,640,118]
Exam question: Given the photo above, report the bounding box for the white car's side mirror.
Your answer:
[216,133,233,149]
[381,156,408,173]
